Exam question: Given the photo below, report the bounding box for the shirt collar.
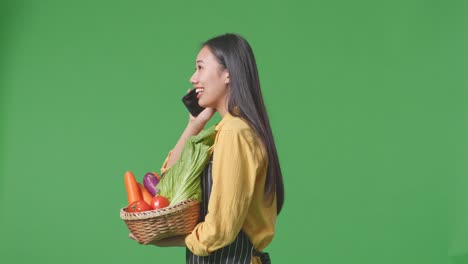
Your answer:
[215,111,235,131]
[215,106,240,131]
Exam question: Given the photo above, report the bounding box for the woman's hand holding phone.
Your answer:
[189,108,215,128]
[184,89,215,131]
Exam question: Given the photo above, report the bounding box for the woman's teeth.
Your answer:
[196,88,204,99]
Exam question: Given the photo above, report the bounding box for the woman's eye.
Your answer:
[197,65,202,70]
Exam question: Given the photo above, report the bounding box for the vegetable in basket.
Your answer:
[143,172,160,196]
[157,124,216,206]
[138,183,153,205]
[150,195,170,210]
[126,200,152,212]
[124,171,143,204]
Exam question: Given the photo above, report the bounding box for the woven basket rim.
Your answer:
[120,198,200,220]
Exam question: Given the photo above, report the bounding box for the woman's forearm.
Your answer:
[150,235,187,247]
[165,123,203,169]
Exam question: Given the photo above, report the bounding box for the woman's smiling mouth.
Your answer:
[195,88,204,99]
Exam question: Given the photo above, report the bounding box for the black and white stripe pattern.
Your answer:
[186,155,271,264]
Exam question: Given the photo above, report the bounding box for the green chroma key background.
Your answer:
[0,0,466,263]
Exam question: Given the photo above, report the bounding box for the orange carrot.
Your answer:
[124,171,142,204]
[138,183,153,205]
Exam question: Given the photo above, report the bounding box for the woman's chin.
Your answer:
[198,100,208,108]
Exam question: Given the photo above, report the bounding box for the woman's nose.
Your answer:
[190,71,198,84]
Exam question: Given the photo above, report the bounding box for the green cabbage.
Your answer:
[157,125,216,206]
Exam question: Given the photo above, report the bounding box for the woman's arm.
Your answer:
[150,235,187,247]
[164,104,216,170]
[165,124,203,169]
[129,233,187,247]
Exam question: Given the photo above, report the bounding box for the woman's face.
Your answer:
[190,46,230,111]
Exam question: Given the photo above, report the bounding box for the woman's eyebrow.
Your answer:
[196,60,205,63]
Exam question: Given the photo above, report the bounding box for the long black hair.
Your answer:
[203,33,284,215]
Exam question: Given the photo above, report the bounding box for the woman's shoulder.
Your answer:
[215,114,267,160]
[217,115,263,147]
[222,115,250,131]
[217,114,255,140]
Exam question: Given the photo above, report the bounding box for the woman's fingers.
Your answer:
[198,107,215,121]
[188,107,215,128]
[185,88,215,126]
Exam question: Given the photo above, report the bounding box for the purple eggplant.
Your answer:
[143,172,160,196]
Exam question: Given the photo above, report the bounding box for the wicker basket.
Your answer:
[120,198,200,244]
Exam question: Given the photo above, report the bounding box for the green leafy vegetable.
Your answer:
[157,125,216,206]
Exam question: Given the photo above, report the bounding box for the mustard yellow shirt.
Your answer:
[160,113,277,264]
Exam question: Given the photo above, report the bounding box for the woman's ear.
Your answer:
[223,70,230,84]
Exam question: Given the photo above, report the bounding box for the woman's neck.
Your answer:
[217,107,228,117]
[216,97,229,117]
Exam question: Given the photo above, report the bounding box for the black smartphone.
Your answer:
[182,88,205,117]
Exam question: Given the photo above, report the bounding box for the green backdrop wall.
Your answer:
[0,0,466,263]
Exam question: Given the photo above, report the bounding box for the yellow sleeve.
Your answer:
[185,128,261,256]
[160,150,173,175]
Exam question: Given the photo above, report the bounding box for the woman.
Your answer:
[131,33,284,264]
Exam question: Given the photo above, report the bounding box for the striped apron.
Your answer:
[186,155,271,264]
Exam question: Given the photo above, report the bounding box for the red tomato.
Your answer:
[126,200,152,212]
[150,195,170,210]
